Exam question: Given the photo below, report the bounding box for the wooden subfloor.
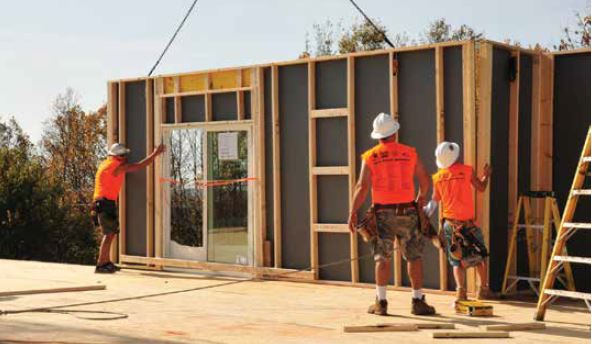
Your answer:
[0,259,589,344]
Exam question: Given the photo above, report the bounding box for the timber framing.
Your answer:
[107,40,590,295]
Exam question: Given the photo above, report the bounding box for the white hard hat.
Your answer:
[370,112,400,139]
[435,141,460,169]
[108,143,130,156]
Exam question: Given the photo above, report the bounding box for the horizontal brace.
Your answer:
[517,224,545,229]
[161,86,253,98]
[311,166,350,175]
[553,255,592,264]
[313,223,350,233]
[544,289,591,301]
[310,108,349,118]
[507,275,541,282]
[563,222,591,229]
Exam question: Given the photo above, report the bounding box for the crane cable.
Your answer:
[347,0,395,48]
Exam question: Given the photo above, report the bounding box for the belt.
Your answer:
[374,202,416,215]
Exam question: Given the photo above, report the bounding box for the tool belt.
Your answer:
[445,219,489,266]
[356,205,377,242]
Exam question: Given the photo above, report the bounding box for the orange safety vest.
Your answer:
[362,141,417,204]
[93,157,124,201]
[432,163,474,221]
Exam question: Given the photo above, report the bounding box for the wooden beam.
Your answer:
[311,166,350,175]
[146,80,154,258]
[161,86,253,98]
[343,324,418,333]
[237,91,245,120]
[433,332,509,338]
[0,285,106,297]
[107,82,118,145]
[255,67,266,268]
[154,78,165,258]
[476,42,493,291]
[313,223,349,233]
[116,81,126,261]
[347,56,359,283]
[205,74,212,122]
[271,65,282,268]
[310,108,349,118]
[389,51,402,287]
[173,76,181,123]
[481,322,545,331]
[462,41,477,293]
[308,61,319,280]
[435,46,447,291]
[537,53,554,197]
[507,50,521,287]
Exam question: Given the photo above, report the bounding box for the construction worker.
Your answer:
[348,113,436,316]
[428,141,492,301]
[92,143,165,273]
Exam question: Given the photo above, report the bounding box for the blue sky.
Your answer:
[0,0,588,142]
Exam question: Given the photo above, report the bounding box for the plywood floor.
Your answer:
[0,259,589,344]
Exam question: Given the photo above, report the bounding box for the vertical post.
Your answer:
[117,81,127,260]
[174,76,182,123]
[205,74,212,122]
[347,56,359,283]
[271,65,282,268]
[237,69,245,120]
[507,50,521,286]
[154,78,165,258]
[435,46,448,291]
[107,82,118,262]
[308,61,319,280]
[252,68,264,267]
[146,79,155,258]
[462,41,477,292]
[389,51,402,287]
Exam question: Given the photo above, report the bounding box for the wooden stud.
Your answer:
[389,51,402,287]
[435,46,448,291]
[347,56,359,283]
[308,61,319,279]
[237,91,245,120]
[310,108,349,118]
[255,67,266,267]
[271,65,282,268]
[507,50,521,285]
[313,223,350,233]
[205,74,212,122]
[154,78,165,259]
[107,82,118,145]
[250,68,263,268]
[462,41,477,293]
[311,166,350,175]
[173,76,182,123]
[537,53,554,198]
[117,81,127,261]
[433,332,509,338]
[146,80,155,258]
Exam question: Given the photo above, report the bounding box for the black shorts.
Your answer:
[94,199,119,235]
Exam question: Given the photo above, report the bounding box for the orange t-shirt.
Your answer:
[361,141,417,205]
[93,157,124,201]
[432,163,474,220]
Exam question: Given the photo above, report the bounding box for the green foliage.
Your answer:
[423,18,483,43]
[338,20,388,53]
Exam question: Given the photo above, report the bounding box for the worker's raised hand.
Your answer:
[155,144,166,155]
[482,163,491,178]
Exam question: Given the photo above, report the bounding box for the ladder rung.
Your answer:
[572,189,591,196]
[583,157,591,162]
[553,256,592,264]
[517,224,544,230]
[563,222,592,229]
[508,275,540,282]
[544,289,591,301]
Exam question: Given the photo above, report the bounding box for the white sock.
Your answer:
[376,285,387,300]
[412,289,423,300]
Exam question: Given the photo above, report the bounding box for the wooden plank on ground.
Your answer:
[343,324,418,333]
[481,323,545,331]
[432,331,509,338]
[0,285,106,297]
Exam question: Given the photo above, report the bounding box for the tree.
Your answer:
[338,20,390,53]
[423,18,483,43]
[556,11,591,50]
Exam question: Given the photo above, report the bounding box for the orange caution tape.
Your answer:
[159,177,256,188]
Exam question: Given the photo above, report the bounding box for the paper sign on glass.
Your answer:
[218,132,238,160]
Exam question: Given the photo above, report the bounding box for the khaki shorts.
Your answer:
[371,207,425,262]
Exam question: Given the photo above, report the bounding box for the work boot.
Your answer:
[95,263,116,274]
[411,296,436,316]
[367,298,388,316]
[105,262,121,271]
[455,287,468,302]
[477,286,495,300]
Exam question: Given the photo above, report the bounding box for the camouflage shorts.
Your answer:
[371,207,425,262]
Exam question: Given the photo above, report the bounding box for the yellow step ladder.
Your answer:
[534,127,591,321]
[501,191,575,296]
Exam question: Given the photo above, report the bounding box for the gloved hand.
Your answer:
[423,200,438,218]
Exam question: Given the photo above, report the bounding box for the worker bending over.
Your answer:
[428,141,492,301]
[92,143,165,273]
[348,113,436,316]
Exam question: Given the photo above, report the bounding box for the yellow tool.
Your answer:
[455,300,493,316]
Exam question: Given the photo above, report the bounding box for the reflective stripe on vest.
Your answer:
[362,141,417,204]
[432,163,474,221]
[93,157,124,201]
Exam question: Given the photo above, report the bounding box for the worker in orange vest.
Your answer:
[427,141,492,301]
[92,143,165,273]
[348,113,436,316]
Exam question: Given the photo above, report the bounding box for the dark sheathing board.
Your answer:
[181,95,205,122]
[244,91,252,120]
[489,48,511,292]
[516,55,533,282]
[165,97,175,124]
[354,54,391,284]
[316,117,348,166]
[443,46,464,291]
[278,64,310,269]
[315,59,347,109]
[263,68,274,265]
[318,175,349,223]
[212,92,237,121]
[319,233,351,281]
[553,53,591,292]
[125,81,148,256]
[397,49,439,289]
